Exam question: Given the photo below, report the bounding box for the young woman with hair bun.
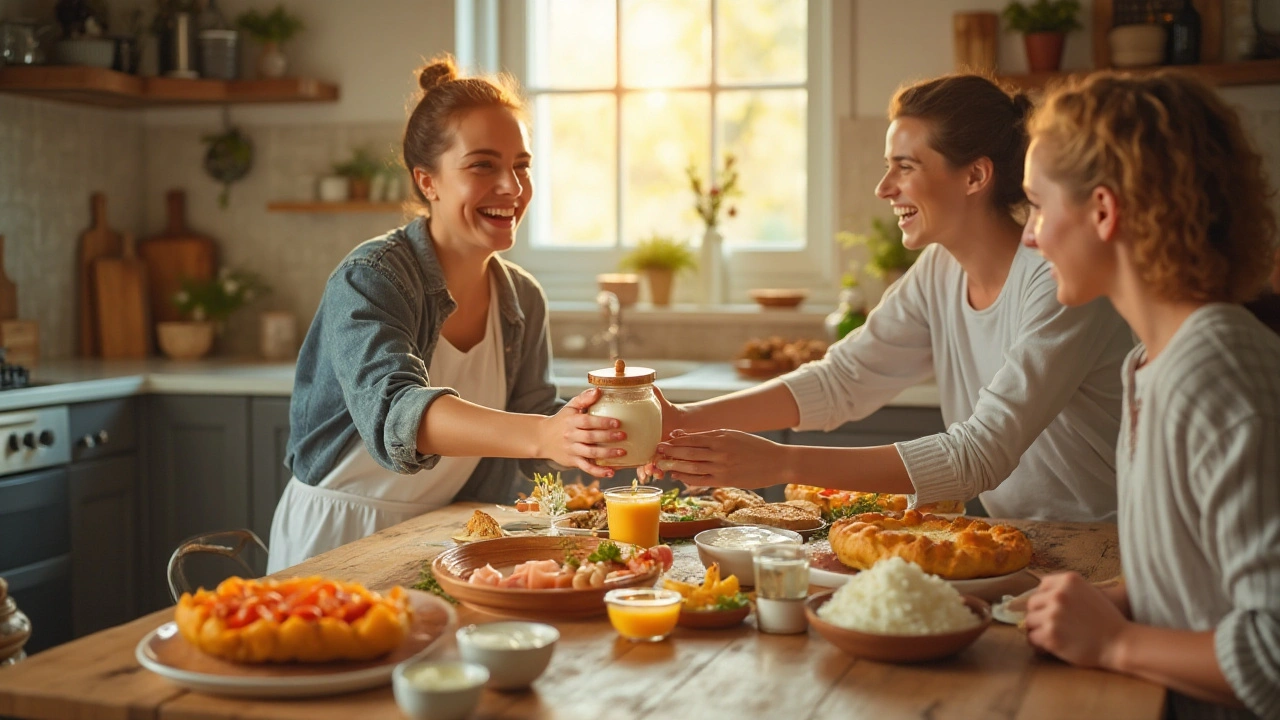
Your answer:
[267,55,622,571]
[1020,70,1279,720]
[648,74,1133,523]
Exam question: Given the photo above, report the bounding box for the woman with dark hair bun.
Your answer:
[648,74,1133,523]
[267,55,622,571]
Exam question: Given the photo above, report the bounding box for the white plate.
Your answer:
[135,590,456,698]
[809,566,1039,602]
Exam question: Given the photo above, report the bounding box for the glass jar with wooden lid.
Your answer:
[586,359,661,468]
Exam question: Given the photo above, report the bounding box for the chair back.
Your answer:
[167,529,269,602]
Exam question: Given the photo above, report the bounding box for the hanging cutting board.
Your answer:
[94,233,150,359]
[138,190,217,324]
[0,235,18,321]
[77,193,124,357]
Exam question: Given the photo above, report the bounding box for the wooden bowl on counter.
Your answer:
[805,591,992,663]
[735,358,786,379]
[749,289,808,309]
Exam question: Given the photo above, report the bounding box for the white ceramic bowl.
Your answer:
[392,660,488,720]
[694,526,803,586]
[455,622,559,690]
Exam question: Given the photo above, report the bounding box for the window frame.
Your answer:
[458,0,845,304]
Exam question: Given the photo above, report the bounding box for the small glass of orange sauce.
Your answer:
[603,588,682,642]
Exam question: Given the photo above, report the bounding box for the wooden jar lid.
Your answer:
[587,358,656,387]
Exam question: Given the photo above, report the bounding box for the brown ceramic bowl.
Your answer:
[749,288,808,309]
[432,536,659,620]
[734,358,786,379]
[659,515,725,540]
[676,604,751,629]
[805,591,992,663]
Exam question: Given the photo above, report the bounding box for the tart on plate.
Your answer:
[174,576,410,664]
[784,484,966,515]
[827,510,1032,580]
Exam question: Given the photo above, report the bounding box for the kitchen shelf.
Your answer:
[999,59,1280,92]
[266,201,405,213]
[0,66,339,108]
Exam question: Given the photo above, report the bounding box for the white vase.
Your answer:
[257,41,287,78]
[698,226,729,305]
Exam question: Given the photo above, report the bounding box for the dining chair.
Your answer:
[166,529,269,602]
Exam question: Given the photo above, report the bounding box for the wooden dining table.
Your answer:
[0,502,1166,720]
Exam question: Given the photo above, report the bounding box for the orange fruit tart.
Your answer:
[174,576,411,663]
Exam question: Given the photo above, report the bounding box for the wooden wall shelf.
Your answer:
[1000,58,1280,92]
[266,201,405,214]
[0,66,339,108]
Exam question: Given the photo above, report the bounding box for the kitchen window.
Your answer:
[462,0,844,302]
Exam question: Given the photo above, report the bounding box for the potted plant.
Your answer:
[619,235,697,306]
[1002,0,1082,72]
[235,4,303,78]
[158,267,269,360]
[838,217,922,285]
[332,147,382,202]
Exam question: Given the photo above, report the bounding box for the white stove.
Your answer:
[0,405,70,478]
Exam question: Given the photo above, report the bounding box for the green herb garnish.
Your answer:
[810,494,884,541]
[713,592,751,611]
[587,540,623,564]
[412,563,458,605]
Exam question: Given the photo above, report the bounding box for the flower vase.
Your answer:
[698,226,728,305]
[824,287,867,342]
[257,40,287,78]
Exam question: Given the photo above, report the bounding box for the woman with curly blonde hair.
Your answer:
[1020,71,1279,720]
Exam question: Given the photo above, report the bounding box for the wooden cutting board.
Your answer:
[77,193,124,357]
[94,233,149,359]
[138,190,217,324]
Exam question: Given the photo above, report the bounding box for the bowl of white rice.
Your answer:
[805,557,991,663]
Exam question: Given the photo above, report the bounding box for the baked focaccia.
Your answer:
[783,484,966,515]
[828,510,1032,580]
[175,576,410,663]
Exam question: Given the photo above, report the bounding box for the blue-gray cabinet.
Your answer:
[249,397,292,544]
[68,398,140,639]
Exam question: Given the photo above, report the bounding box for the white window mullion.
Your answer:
[614,0,625,250]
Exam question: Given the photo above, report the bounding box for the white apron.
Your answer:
[267,278,507,572]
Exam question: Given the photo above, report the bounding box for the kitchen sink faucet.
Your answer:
[595,290,623,360]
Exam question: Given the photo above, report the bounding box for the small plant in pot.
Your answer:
[619,235,697,307]
[235,4,303,78]
[333,147,382,202]
[159,268,269,360]
[1002,0,1082,73]
[838,217,921,285]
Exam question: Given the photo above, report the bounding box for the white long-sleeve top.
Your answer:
[781,243,1133,521]
[1119,304,1280,720]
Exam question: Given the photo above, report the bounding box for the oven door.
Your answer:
[0,466,72,655]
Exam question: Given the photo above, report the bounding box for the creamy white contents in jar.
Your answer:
[404,663,481,691]
[588,391,661,468]
[706,526,799,550]
[464,626,549,650]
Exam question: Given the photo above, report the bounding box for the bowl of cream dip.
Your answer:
[392,659,488,720]
[694,525,803,585]
[455,621,559,690]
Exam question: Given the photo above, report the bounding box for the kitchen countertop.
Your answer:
[3,358,940,411]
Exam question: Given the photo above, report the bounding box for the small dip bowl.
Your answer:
[455,621,559,690]
[604,587,683,642]
[392,659,488,720]
[694,526,803,585]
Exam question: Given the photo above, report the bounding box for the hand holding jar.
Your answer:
[584,359,662,469]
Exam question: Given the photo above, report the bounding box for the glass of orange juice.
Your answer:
[604,485,662,548]
[604,588,682,642]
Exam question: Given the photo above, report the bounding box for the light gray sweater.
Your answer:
[781,244,1133,521]
[1119,304,1280,720]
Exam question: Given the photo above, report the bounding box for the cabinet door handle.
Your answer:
[96,430,109,445]
[79,434,96,448]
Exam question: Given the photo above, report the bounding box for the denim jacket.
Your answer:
[285,216,560,503]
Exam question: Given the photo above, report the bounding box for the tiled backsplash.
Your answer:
[4,93,1278,362]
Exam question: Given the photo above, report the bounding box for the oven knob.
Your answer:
[22,432,36,449]
[6,434,17,453]
[38,430,55,447]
